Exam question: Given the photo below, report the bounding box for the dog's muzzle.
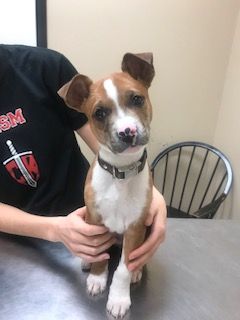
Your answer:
[109,127,149,154]
[118,127,137,146]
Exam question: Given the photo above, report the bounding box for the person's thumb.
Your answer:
[75,207,87,219]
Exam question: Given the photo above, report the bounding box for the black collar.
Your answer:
[98,149,147,179]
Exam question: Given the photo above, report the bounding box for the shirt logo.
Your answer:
[3,140,40,188]
[0,108,26,133]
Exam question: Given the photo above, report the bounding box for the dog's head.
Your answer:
[58,53,155,154]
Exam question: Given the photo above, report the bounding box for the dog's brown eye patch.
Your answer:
[94,106,111,121]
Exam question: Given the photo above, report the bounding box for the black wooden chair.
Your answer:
[151,141,233,218]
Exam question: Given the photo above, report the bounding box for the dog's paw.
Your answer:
[107,296,131,319]
[131,269,142,284]
[87,273,107,296]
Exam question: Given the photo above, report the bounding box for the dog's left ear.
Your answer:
[121,52,155,88]
[58,74,92,111]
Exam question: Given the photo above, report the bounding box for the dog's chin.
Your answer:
[122,145,144,154]
[109,141,147,155]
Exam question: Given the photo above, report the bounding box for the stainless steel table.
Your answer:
[0,219,239,320]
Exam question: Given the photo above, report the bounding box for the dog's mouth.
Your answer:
[109,132,149,154]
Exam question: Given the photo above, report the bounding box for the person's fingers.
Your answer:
[128,227,165,261]
[128,249,154,271]
[64,239,110,262]
[78,220,109,237]
[128,216,165,272]
[81,232,116,247]
[128,238,163,271]
[129,214,166,261]
[145,209,154,226]
[73,207,109,236]
[70,236,116,257]
[77,252,110,263]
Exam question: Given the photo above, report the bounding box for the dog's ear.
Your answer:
[58,74,92,111]
[121,52,155,88]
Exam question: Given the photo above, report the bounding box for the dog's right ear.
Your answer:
[58,74,92,111]
[121,52,155,88]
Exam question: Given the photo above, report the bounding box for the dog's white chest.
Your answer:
[91,163,149,233]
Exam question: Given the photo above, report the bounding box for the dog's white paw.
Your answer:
[107,296,131,319]
[131,269,142,284]
[87,273,107,296]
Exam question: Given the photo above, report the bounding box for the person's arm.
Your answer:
[76,122,99,154]
[0,202,57,241]
[0,203,115,262]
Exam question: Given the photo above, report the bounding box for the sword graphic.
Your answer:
[5,140,37,188]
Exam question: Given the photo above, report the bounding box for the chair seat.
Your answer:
[167,206,196,218]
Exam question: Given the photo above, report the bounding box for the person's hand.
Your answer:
[53,207,116,262]
[128,186,167,271]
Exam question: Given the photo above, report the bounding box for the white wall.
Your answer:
[214,11,240,220]
[0,0,37,46]
[47,0,240,218]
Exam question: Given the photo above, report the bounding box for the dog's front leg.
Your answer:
[84,210,109,296]
[87,260,109,296]
[107,221,146,318]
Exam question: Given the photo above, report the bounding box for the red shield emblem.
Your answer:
[3,141,40,188]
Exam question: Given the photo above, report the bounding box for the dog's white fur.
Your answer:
[107,251,131,318]
[103,79,120,113]
[91,157,149,234]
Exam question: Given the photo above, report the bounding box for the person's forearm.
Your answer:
[0,203,58,241]
[76,122,99,154]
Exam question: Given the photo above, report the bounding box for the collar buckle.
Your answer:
[113,161,140,179]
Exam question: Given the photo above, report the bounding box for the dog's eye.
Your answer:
[131,95,145,107]
[94,107,110,121]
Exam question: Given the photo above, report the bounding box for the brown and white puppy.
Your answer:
[58,53,155,318]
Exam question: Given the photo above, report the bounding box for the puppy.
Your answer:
[58,52,155,318]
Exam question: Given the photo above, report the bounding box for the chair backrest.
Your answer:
[151,141,233,218]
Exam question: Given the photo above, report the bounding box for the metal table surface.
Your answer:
[0,219,239,320]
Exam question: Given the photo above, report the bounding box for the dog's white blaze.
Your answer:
[103,78,124,117]
[103,78,144,135]
[103,79,118,104]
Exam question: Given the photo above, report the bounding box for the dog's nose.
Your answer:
[118,126,137,145]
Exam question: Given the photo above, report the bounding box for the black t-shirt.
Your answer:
[0,45,89,216]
